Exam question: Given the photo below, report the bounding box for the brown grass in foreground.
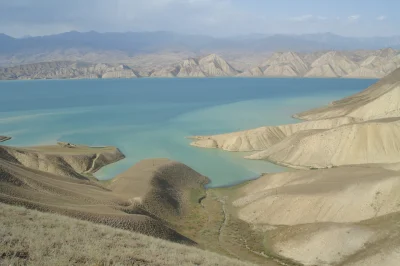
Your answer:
[0,203,254,266]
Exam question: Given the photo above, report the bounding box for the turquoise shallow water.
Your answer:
[0,78,376,187]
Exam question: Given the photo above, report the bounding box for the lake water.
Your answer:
[0,78,376,187]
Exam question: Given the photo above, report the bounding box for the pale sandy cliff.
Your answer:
[294,67,400,121]
[246,118,400,168]
[304,51,359,77]
[151,54,239,78]
[239,48,400,78]
[0,61,140,80]
[228,167,400,266]
[262,52,310,77]
[191,67,400,170]
[2,48,400,80]
[237,66,264,77]
[188,66,400,266]
[190,116,360,152]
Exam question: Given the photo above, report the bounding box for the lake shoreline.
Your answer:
[0,78,376,187]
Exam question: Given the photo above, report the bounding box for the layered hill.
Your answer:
[0,61,140,80]
[0,142,211,245]
[2,48,400,79]
[223,166,400,266]
[0,143,125,179]
[261,51,310,77]
[198,67,400,263]
[192,64,400,264]
[190,116,360,152]
[304,51,359,77]
[240,48,400,78]
[294,67,400,121]
[150,54,239,77]
[0,142,284,265]
[109,159,209,220]
[246,118,400,168]
[190,67,400,170]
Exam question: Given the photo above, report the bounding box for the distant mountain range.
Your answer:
[239,48,400,78]
[1,31,400,67]
[1,49,399,80]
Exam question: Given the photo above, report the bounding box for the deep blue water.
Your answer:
[0,78,376,187]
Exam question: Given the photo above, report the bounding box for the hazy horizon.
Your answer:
[3,30,400,40]
[1,0,397,38]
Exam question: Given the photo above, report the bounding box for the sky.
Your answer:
[0,0,398,38]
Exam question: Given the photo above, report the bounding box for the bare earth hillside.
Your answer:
[0,144,210,245]
[0,203,254,266]
[189,67,400,169]
[1,48,400,80]
[186,66,400,265]
[224,167,400,266]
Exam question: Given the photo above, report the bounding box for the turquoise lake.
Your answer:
[0,78,376,187]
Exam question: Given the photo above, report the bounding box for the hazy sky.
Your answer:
[0,0,397,37]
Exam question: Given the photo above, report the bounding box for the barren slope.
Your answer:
[225,167,400,266]
[305,51,359,77]
[0,61,139,80]
[262,52,309,77]
[190,116,359,152]
[0,150,208,244]
[0,203,254,266]
[246,118,400,169]
[151,54,239,77]
[0,143,124,179]
[295,67,400,121]
[109,158,209,220]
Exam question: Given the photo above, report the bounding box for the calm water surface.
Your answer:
[0,78,376,187]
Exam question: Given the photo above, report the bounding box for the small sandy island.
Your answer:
[0,136,11,142]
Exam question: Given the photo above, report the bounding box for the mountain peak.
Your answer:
[201,53,222,61]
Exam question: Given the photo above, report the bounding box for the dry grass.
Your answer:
[0,203,255,266]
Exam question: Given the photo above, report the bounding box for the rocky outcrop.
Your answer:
[151,54,239,78]
[190,67,400,170]
[262,52,310,77]
[150,66,180,77]
[242,48,400,78]
[101,65,138,78]
[305,51,359,77]
[2,49,400,80]
[237,67,264,77]
[0,144,125,179]
[0,61,139,80]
